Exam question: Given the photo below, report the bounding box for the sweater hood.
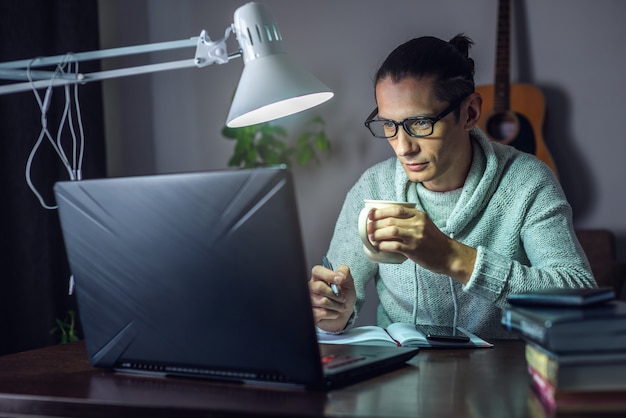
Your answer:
[394,127,516,236]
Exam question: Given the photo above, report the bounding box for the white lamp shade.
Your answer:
[226,53,333,128]
[225,2,333,127]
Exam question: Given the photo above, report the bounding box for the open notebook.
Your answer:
[54,168,418,390]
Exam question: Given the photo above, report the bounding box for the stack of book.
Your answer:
[501,287,626,415]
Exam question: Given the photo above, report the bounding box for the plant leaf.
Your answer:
[296,144,314,165]
[223,116,331,168]
[314,132,330,152]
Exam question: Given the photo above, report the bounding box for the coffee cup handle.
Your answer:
[358,207,379,256]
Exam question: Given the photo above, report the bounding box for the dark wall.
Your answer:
[0,0,106,355]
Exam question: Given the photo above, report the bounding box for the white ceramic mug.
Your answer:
[358,200,417,264]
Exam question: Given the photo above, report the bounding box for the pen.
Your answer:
[321,256,340,297]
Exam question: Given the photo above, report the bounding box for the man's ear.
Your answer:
[463,92,482,130]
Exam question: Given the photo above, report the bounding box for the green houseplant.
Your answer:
[222,116,331,168]
[50,309,80,344]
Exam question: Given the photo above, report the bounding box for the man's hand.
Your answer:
[366,206,477,284]
[309,263,356,333]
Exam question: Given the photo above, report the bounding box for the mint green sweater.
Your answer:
[326,128,595,339]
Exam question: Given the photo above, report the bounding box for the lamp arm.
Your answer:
[0,26,240,96]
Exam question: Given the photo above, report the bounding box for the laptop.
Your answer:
[53,167,418,390]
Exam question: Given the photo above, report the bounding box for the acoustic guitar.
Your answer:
[476,0,558,177]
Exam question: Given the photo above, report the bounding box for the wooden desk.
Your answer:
[0,340,536,417]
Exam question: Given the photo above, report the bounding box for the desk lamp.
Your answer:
[0,2,333,125]
[0,1,333,208]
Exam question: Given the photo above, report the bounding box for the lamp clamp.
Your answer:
[194,27,233,67]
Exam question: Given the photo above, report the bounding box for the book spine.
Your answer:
[525,343,559,387]
[527,390,556,418]
[502,310,548,344]
[528,365,557,410]
[528,360,626,413]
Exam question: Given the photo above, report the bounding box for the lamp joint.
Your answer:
[194,29,232,67]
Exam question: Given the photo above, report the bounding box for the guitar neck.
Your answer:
[477,0,559,179]
[494,0,511,112]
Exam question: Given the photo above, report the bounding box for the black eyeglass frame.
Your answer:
[364,93,471,139]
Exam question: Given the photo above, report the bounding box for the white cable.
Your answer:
[26,59,68,209]
[25,123,56,209]
[52,55,76,179]
[57,85,73,174]
[28,58,74,174]
[58,56,81,180]
[70,59,85,180]
[62,55,84,180]
[25,54,85,209]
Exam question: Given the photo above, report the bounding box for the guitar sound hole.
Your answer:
[486,112,518,141]
[484,111,536,155]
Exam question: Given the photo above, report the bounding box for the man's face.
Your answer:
[375,76,475,192]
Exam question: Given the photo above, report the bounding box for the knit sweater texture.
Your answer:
[326,128,595,339]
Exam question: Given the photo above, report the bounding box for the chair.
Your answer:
[575,229,625,299]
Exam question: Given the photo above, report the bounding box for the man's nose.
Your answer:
[395,128,418,156]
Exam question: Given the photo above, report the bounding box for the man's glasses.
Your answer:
[364,93,470,139]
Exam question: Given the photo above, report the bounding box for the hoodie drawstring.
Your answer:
[412,262,418,323]
[411,233,460,328]
[449,232,459,329]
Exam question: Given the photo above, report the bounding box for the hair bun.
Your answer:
[449,34,475,75]
[448,33,474,58]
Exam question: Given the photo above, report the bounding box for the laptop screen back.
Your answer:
[54,168,325,386]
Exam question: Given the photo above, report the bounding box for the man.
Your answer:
[309,34,595,339]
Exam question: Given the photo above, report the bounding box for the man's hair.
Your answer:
[374,34,476,110]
